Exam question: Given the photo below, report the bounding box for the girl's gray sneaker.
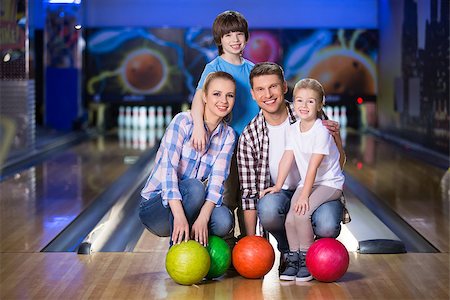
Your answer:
[296,251,313,282]
[279,251,299,281]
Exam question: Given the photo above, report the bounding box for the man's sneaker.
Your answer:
[296,251,313,282]
[279,252,299,281]
[278,251,288,273]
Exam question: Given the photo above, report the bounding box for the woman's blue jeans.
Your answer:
[139,178,234,244]
[257,189,343,253]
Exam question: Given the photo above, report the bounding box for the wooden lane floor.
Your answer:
[343,130,449,252]
[0,133,148,253]
[0,251,448,299]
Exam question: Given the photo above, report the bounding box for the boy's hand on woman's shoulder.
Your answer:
[191,123,207,152]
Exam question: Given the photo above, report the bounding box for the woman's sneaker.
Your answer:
[296,251,313,282]
[279,252,299,281]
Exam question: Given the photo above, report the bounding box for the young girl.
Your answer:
[139,71,237,247]
[260,78,345,281]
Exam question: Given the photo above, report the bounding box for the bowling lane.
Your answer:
[0,132,152,253]
[343,130,449,252]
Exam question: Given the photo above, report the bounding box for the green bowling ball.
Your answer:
[206,235,231,279]
[165,240,210,285]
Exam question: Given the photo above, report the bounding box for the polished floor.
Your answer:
[343,131,449,252]
[0,127,449,299]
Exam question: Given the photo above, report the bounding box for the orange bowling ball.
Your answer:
[232,236,275,279]
[125,51,163,91]
[309,55,375,95]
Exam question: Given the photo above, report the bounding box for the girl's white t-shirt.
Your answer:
[285,118,344,190]
[267,118,300,190]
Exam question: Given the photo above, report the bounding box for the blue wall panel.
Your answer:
[31,0,377,29]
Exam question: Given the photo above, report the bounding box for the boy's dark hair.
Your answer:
[213,11,249,55]
[249,62,285,88]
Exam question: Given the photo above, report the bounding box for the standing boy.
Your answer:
[190,11,258,242]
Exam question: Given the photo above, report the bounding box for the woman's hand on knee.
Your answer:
[172,214,190,245]
[191,216,209,246]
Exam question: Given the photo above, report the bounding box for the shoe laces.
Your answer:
[299,252,307,268]
[286,253,298,269]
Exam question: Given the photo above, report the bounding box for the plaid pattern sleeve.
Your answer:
[237,111,271,210]
[204,126,237,206]
[158,113,189,205]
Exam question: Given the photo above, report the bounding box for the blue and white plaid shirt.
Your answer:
[141,112,236,207]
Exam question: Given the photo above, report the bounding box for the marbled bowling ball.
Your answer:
[125,52,163,91]
[165,240,210,285]
[205,235,231,279]
[308,55,375,95]
[246,37,272,62]
[306,238,349,282]
[232,236,275,279]
[244,32,280,63]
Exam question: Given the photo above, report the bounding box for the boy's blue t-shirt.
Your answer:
[196,56,259,134]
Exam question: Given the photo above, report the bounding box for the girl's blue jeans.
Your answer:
[257,189,343,253]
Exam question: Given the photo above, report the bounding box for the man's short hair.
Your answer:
[249,62,285,88]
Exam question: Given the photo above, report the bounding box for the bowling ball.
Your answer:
[125,51,163,91]
[165,240,210,285]
[206,235,231,279]
[308,54,375,95]
[232,236,275,279]
[306,238,349,282]
[243,31,280,63]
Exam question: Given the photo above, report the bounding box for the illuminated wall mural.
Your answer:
[85,28,185,102]
[85,27,378,129]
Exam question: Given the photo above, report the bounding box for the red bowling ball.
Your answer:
[306,238,349,282]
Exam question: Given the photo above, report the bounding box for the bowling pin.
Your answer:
[165,106,173,127]
[138,128,147,150]
[148,128,156,147]
[334,106,340,123]
[132,127,139,149]
[340,106,348,128]
[156,106,164,128]
[148,106,156,129]
[139,106,147,130]
[326,106,333,121]
[118,106,125,128]
[125,106,132,128]
[132,106,139,129]
[125,127,132,148]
